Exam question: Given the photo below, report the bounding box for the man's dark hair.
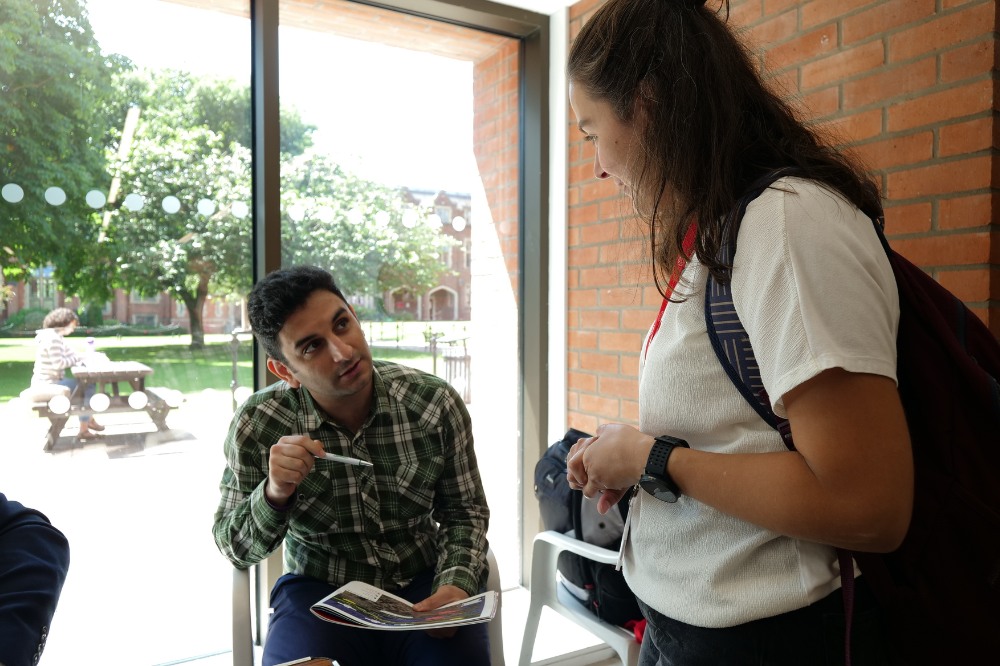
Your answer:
[42,308,78,330]
[247,265,348,362]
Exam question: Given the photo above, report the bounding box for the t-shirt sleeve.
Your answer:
[731,178,899,417]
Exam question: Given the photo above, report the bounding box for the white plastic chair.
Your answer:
[233,547,505,665]
[518,530,640,666]
[232,546,282,666]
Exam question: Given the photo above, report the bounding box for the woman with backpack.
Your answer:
[564,0,913,663]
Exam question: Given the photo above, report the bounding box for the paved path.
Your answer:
[2,389,235,666]
[1,383,522,665]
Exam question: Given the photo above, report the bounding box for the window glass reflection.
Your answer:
[0,1,251,663]
[276,1,522,588]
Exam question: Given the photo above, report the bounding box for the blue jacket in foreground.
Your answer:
[0,493,70,666]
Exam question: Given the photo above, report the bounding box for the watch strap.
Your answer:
[645,435,689,478]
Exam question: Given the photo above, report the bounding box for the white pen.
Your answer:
[315,451,373,467]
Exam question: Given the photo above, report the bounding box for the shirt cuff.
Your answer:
[263,490,294,512]
[433,565,480,597]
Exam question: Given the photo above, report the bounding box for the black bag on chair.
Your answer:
[533,429,643,626]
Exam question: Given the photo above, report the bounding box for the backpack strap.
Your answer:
[704,177,795,449]
[704,170,863,666]
[705,248,794,449]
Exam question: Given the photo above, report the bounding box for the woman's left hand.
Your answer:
[566,424,654,514]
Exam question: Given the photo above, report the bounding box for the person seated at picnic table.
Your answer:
[28,307,105,439]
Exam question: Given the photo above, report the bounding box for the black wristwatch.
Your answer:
[638,435,690,503]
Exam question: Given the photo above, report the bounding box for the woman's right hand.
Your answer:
[566,424,655,514]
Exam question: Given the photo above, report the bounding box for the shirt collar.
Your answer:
[293,361,387,434]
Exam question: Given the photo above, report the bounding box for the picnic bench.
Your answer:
[28,361,173,451]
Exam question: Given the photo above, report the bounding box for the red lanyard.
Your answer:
[644,223,698,357]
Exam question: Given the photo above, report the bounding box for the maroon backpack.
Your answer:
[705,173,1000,664]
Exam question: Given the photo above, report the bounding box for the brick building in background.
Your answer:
[1,269,242,334]
[389,189,474,321]
[565,0,999,433]
[1,187,475,332]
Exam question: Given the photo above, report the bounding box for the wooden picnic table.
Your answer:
[32,361,173,451]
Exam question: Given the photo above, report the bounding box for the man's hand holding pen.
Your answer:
[266,435,326,507]
[266,436,375,507]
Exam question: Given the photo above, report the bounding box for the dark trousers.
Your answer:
[262,568,491,666]
[637,577,889,666]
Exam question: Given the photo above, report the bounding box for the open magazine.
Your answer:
[310,581,497,631]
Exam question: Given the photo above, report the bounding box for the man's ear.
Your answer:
[267,357,300,388]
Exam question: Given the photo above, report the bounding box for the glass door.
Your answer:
[1,1,252,663]
[1,1,547,662]
[275,0,524,587]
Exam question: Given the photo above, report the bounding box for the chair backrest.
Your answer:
[232,546,283,666]
[486,547,505,665]
[231,564,253,666]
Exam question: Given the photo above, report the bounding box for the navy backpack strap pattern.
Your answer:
[704,180,794,449]
[705,252,793,448]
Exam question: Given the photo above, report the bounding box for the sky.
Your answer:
[83,0,476,194]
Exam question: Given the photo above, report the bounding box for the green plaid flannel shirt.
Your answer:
[212,360,490,596]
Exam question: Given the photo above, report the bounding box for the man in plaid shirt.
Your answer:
[213,266,491,666]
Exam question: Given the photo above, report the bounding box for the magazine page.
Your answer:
[310,581,497,631]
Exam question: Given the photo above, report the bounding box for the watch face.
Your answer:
[652,487,679,502]
[639,474,680,503]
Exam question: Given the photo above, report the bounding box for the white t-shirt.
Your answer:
[623,177,899,627]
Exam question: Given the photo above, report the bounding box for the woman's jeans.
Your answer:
[637,577,889,666]
[57,378,93,423]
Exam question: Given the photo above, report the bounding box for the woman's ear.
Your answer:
[267,357,300,388]
[632,89,652,127]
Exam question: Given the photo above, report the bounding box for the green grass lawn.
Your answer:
[0,334,434,403]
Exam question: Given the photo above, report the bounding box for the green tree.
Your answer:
[281,153,455,301]
[78,67,452,347]
[0,0,121,294]
[99,69,262,347]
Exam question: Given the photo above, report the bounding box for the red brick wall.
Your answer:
[565,0,999,432]
[473,41,521,296]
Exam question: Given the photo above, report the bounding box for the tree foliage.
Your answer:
[99,69,261,347]
[281,153,454,301]
[102,69,450,346]
[3,6,458,344]
[0,0,121,289]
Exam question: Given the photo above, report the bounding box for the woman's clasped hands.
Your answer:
[565,423,655,515]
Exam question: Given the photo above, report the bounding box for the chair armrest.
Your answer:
[520,530,638,666]
[533,530,619,566]
[528,530,620,605]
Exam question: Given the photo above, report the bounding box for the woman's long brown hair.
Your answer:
[568,0,882,296]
